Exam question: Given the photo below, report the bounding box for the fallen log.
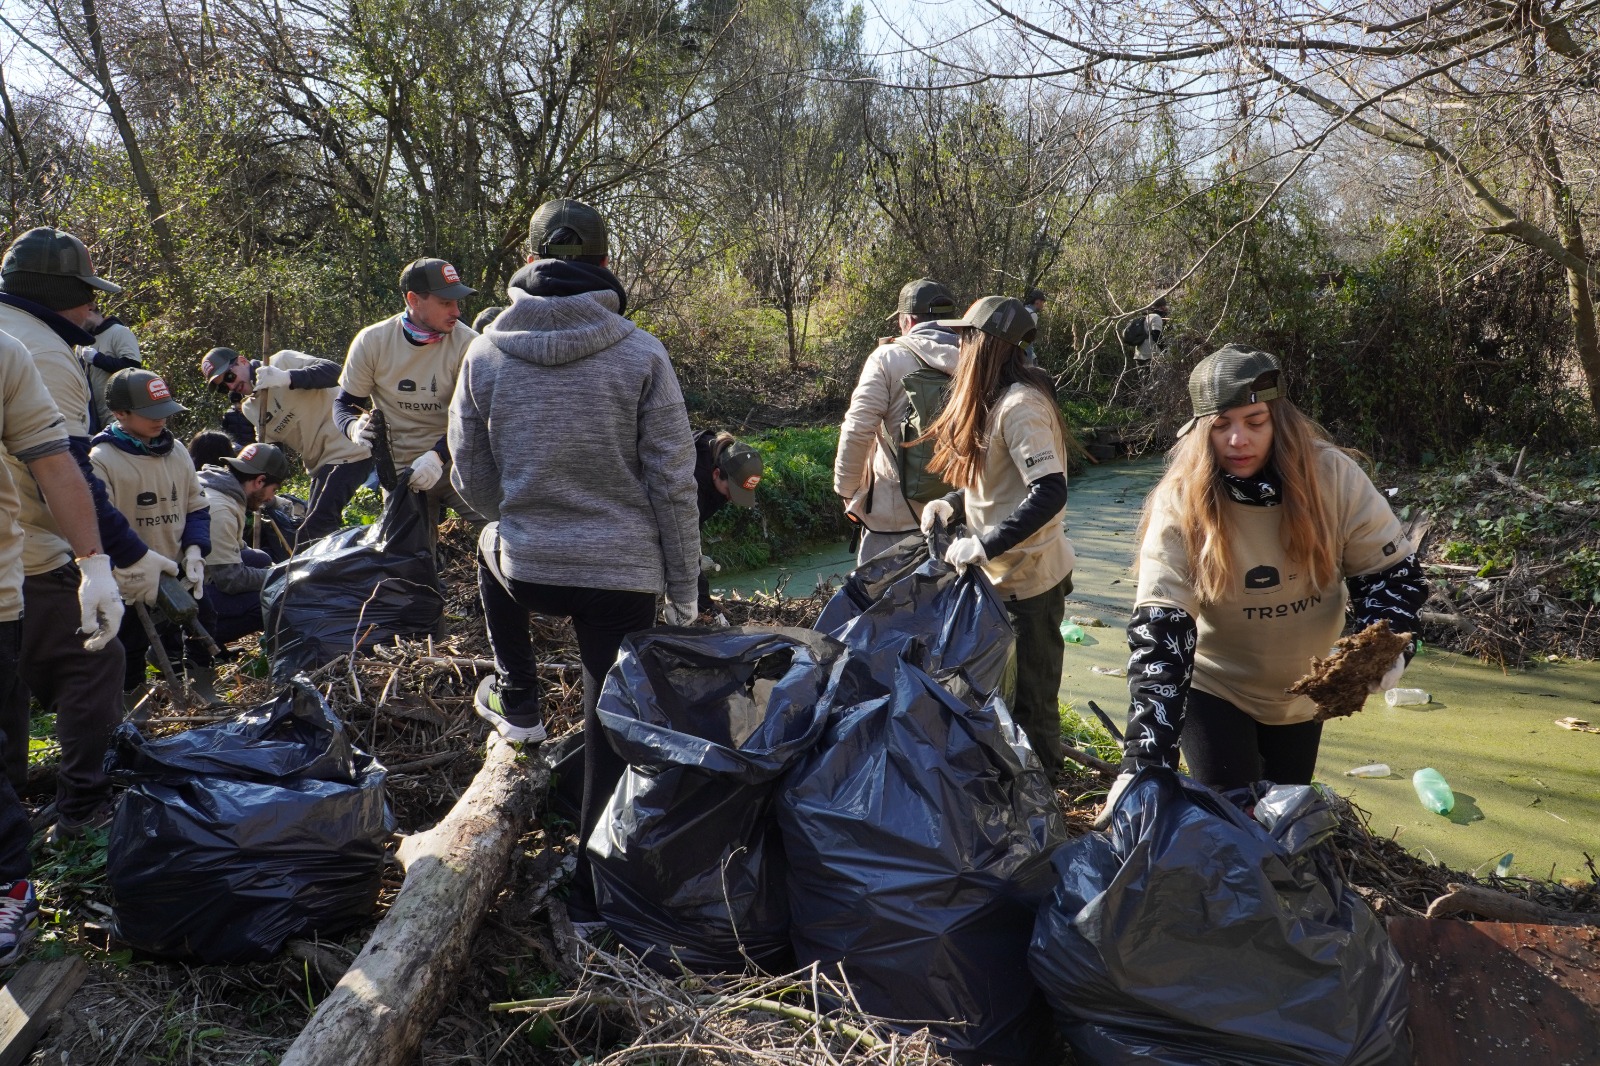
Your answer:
[1424,883,1598,926]
[278,736,548,1066]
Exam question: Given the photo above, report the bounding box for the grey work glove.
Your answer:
[664,598,697,627]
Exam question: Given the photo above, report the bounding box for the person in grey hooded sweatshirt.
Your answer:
[449,197,700,927]
[834,278,962,564]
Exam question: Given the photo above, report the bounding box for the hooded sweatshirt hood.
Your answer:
[489,261,636,368]
[895,321,961,373]
[198,463,245,506]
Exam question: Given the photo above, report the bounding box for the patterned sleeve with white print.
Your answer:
[1346,553,1429,661]
[1121,604,1197,770]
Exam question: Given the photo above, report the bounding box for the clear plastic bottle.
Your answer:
[1060,622,1086,644]
[1344,763,1391,778]
[1385,687,1430,706]
[1412,767,1455,814]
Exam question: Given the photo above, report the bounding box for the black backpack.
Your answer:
[896,349,956,504]
[1121,314,1149,347]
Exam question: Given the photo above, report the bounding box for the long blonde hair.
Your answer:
[921,330,1068,489]
[1136,398,1348,605]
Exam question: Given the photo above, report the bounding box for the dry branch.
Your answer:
[1425,883,1600,926]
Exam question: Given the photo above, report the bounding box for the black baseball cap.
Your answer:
[107,368,186,418]
[200,346,242,383]
[528,199,608,259]
[717,439,763,507]
[223,442,292,481]
[938,295,1038,349]
[400,258,476,300]
[890,278,957,321]
[1,227,121,293]
[1176,345,1283,437]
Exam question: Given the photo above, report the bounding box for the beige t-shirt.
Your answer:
[1135,444,1411,725]
[0,302,94,575]
[966,383,1075,600]
[0,331,71,621]
[90,438,208,562]
[339,315,476,466]
[242,350,370,472]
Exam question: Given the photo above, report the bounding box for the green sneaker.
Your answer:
[473,676,547,744]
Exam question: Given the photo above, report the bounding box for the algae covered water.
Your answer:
[729,457,1600,880]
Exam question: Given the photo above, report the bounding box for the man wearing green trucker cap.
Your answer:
[834,277,962,565]
[92,368,213,706]
[334,257,479,537]
[196,442,289,661]
[0,226,172,842]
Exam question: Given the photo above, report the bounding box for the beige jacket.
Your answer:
[0,330,71,620]
[833,325,960,535]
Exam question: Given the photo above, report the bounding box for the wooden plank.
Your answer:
[1387,919,1600,1066]
[0,956,89,1066]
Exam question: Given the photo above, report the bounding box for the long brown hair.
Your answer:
[920,329,1068,490]
[1136,398,1349,604]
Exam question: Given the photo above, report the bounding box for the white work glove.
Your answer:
[76,554,124,652]
[664,598,697,627]
[1369,653,1407,694]
[920,498,954,535]
[943,535,987,572]
[408,450,444,491]
[346,412,376,446]
[700,553,721,574]
[252,363,292,390]
[182,545,206,601]
[1092,771,1135,830]
[113,549,178,606]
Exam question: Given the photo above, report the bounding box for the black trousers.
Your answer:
[1179,687,1324,792]
[117,605,209,691]
[7,566,124,819]
[1002,573,1072,774]
[477,529,656,920]
[0,622,35,882]
[298,457,376,546]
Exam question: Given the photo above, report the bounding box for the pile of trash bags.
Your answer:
[261,471,442,679]
[588,531,1411,1066]
[106,680,393,963]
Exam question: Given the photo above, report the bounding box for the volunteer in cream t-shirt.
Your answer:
[334,257,478,531]
[914,296,1076,776]
[1097,345,1430,825]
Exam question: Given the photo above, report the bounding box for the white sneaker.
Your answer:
[473,676,547,744]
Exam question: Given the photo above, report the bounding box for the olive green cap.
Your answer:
[107,368,185,418]
[400,257,476,300]
[1176,344,1283,437]
[528,199,608,259]
[223,442,292,481]
[889,278,957,321]
[1,227,121,293]
[937,295,1037,349]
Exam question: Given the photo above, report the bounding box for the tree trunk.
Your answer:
[278,737,546,1066]
[1531,92,1600,416]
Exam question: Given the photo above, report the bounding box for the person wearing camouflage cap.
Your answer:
[1094,344,1430,827]
[201,345,373,546]
[196,442,289,657]
[834,277,962,564]
[0,227,171,841]
[449,196,699,934]
[334,257,480,539]
[913,295,1076,775]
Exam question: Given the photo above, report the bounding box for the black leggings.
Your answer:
[1179,688,1323,792]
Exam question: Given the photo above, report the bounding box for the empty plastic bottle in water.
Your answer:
[1060,622,1085,644]
[1412,767,1454,814]
[1344,763,1391,778]
[1385,687,1430,706]
[1494,853,1514,877]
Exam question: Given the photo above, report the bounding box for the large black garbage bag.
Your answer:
[589,626,843,974]
[261,471,442,679]
[815,526,1014,698]
[778,648,1065,1066]
[106,680,394,963]
[1029,767,1411,1066]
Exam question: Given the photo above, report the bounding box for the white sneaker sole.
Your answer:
[473,677,548,744]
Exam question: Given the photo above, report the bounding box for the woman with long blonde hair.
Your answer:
[1098,345,1428,822]
[917,296,1076,775]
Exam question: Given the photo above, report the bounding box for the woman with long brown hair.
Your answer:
[1097,345,1428,823]
[917,296,1076,775]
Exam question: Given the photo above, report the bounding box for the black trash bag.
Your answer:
[1029,767,1411,1066]
[589,626,843,974]
[778,648,1065,1066]
[261,470,442,679]
[105,679,394,963]
[815,524,1014,698]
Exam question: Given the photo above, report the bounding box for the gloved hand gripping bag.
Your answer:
[589,626,844,974]
[1029,767,1411,1066]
